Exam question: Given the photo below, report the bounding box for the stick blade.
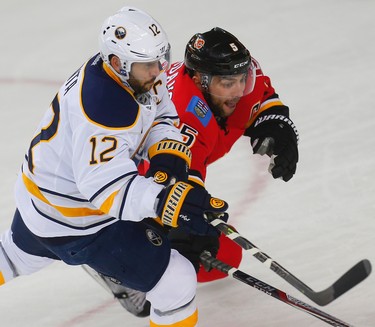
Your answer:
[332,259,372,298]
[314,259,372,306]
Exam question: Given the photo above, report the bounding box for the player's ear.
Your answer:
[109,55,121,71]
[191,73,203,90]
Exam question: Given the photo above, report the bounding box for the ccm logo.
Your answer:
[234,60,249,68]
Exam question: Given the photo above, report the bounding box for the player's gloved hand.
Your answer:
[146,140,191,186]
[246,112,299,182]
[169,228,221,272]
[155,181,228,236]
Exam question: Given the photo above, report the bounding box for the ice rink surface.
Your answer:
[0,0,374,326]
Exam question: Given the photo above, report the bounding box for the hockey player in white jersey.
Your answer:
[0,7,228,327]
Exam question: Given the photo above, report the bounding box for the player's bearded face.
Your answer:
[208,74,247,117]
[128,61,160,94]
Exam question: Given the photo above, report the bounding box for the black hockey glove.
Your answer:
[245,111,299,182]
[146,140,191,186]
[156,181,228,236]
[168,228,221,272]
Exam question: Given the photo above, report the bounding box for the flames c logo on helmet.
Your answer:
[194,37,205,49]
[115,27,126,40]
[210,198,225,209]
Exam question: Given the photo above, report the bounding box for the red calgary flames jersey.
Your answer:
[166,60,286,185]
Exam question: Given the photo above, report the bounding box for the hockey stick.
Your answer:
[82,265,151,317]
[200,251,354,327]
[207,215,371,306]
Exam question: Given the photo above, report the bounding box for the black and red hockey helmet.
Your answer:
[185,27,251,76]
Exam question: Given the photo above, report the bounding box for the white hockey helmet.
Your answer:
[99,6,171,80]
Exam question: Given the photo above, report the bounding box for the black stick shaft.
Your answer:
[209,217,371,306]
[200,252,354,327]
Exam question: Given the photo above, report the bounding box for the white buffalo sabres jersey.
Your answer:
[15,54,182,237]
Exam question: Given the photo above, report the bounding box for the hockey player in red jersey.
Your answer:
[166,27,299,282]
[117,26,299,317]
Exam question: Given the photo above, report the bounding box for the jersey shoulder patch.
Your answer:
[81,57,139,129]
[186,96,212,127]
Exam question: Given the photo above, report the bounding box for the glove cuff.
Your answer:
[156,182,193,227]
[148,140,192,168]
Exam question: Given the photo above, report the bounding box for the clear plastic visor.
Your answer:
[125,51,171,94]
[127,49,171,79]
[205,62,256,99]
[202,63,256,117]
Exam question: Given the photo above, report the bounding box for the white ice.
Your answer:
[0,0,374,326]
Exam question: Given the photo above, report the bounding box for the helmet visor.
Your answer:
[126,49,171,94]
[207,62,255,96]
[127,44,171,75]
[203,63,256,117]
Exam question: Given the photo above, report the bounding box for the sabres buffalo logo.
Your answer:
[210,198,226,209]
[194,37,205,49]
[145,229,163,246]
[115,27,126,40]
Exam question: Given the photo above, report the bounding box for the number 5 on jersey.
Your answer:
[180,123,198,148]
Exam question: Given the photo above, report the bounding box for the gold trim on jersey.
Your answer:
[102,62,134,94]
[245,99,284,129]
[99,190,119,214]
[22,173,106,217]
